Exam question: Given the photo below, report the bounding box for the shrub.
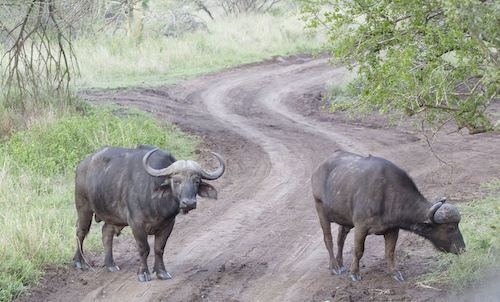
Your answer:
[3,105,199,176]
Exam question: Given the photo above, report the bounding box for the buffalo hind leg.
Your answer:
[349,227,368,281]
[384,229,403,281]
[153,219,176,280]
[314,198,343,275]
[74,207,93,270]
[336,225,351,273]
[102,223,123,272]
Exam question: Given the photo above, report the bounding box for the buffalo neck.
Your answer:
[397,196,433,233]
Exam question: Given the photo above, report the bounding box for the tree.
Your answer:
[298,0,500,134]
[0,0,92,114]
[126,0,146,42]
[217,0,282,14]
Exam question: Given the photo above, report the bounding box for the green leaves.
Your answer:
[298,0,499,133]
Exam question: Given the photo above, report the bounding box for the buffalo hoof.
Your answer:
[157,272,172,280]
[107,266,120,272]
[393,274,404,282]
[331,267,345,275]
[349,275,362,281]
[138,272,152,282]
[75,262,84,270]
[75,262,94,271]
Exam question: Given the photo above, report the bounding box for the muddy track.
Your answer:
[15,54,500,302]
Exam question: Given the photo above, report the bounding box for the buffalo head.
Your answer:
[424,198,466,254]
[143,148,226,214]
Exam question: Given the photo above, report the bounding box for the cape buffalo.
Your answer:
[311,151,465,281]
[73,145,225,281]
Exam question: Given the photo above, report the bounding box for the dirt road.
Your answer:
[15,54,500,302]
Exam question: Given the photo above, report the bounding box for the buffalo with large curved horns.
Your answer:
[74,145,225,281]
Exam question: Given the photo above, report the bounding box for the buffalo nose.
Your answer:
[452,245,466,255]
[180,199,197,209]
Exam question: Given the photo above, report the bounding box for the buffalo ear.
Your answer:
[422,219,434,225]
[152,184,171,199]
[198,182,218,199]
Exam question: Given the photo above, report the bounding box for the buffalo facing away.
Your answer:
[74,145,225,281]
[311,151,465,281]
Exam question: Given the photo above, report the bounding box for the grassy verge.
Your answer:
[0,167,80,301]
[418,179,500,291]
[73,13,326,88]
[0,104,200,301]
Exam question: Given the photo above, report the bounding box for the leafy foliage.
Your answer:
[298,0,500,134]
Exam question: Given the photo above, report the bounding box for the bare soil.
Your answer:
[14,54,500,302]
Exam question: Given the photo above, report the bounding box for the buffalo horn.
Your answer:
[143,148,225,180]
[143,148,168,177]
[433,204,461,224]
[427,201,443,222]
[195,152,226,180]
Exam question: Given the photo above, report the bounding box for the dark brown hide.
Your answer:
[311,151,465,281]
[73,145,225,281]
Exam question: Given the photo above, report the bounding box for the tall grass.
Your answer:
[73,13,326,88]
[0,162,78,301]
[0,105,199,301]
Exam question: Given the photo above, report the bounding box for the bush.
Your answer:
[3,105,200,176]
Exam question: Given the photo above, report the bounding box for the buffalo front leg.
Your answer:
[131,226,151,282]
[153,219,175,280]
[384,229,403,281]
[315,198,343,275]
[349,227,368,281]
[102,223,122,272]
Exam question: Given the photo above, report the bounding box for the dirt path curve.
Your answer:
[15,54,500,302]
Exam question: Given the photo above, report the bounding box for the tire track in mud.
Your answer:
[166,60,359,302]
[87,56,421,302]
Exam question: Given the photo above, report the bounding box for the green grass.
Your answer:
[0,168,78,301]
[418,179,500,291]
[4,104,199,176]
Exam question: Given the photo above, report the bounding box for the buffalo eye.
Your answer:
[172,177,182,185]
[193,177,201,186]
